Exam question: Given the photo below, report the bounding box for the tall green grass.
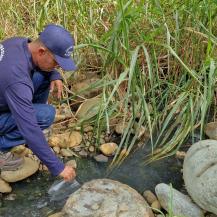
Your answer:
[1,0,217,164]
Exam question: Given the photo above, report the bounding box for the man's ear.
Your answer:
[38,47,46,56]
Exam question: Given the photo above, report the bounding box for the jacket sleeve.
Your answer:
[4,82,65,176]
[49,69,62,81]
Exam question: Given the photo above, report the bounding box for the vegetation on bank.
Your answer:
[1,0,217,165]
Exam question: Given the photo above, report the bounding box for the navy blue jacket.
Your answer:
[0,37,64,176]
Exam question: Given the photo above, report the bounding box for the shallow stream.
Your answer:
[0,145,184,217]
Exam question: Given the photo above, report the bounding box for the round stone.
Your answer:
[183,139,217,214]
[63,179,154,217]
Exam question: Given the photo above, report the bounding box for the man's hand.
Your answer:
[50,80,63,99]
[59,165,76,181]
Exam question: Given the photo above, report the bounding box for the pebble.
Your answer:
[88,145,95,153]
[60,148,74,157]
[83,126,93,132]
[79,150,88,158]
[94,154,108,163]
[73,146,82,152]
[151,200,161,212]
[53,146,60,154]
[4,193,16,201]
[65,160,77,169]
[143,190,158,204]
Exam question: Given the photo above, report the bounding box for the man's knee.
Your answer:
[34,104,56,128]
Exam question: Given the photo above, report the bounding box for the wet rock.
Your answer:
[48,212,64,217]
[4,193,16,201]
[83,125,93,133]
[143,190,158,205]
[155,183,204,217]
[1,157,39,183]
[88,145,95,153]
[94,154,108,163]
[176,151,186,160]
[205,122,217,140]
[75,97,101,120]
[65,160,77,169]
[133,123,148,139]
[55,104,72,122]
[49,131,82,148]
[53,146,60,154]
[115,121,129,134]
[42,165,48,171]
[72,146,82,152]
[79,150,88,158]
[183,140,217,214]
[99,142,118,156]
[63,179,154,217]
[0,178,12,193]
[60,149,74,157]
[72,78,100,98]
[151,200,161,212]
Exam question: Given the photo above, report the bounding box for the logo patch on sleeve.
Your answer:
[0,44,5,62]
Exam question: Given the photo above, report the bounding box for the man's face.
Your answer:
[36,48,59,72]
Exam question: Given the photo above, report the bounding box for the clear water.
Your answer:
[0,145,184,217]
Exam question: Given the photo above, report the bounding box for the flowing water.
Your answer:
[0,144,184,217]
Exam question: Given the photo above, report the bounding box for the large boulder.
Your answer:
[155,183,204,217]
[63,179,154,217]
[183,140,217,214]
[1,157,39,182]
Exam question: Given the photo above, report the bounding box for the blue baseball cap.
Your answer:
[39,24,76,71]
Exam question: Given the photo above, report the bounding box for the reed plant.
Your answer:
[1,0,217,164]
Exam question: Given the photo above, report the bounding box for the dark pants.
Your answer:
[0,70,55,151]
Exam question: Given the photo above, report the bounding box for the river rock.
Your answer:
[0,178,12,193]
[155,183,204,217]
[55,104,72,122]
[115,121,129,134]
[94,154,108,163]
[65,160,77,169]
[78,150,88,158]
[205,122,217,140]
[53,146,60,154]
[75,97,101,120]
[99,142,118,156]
[83,125,93,133]
[11,145,26,155]
[143,190,158,204]
[183,139,217,214]
[60,149,74,157]
[48,212,64,217]
[72,78,100,98]
[62,179,154,217]
[151,200,161,211]
[1,157,39,183]
[49,131,82,148]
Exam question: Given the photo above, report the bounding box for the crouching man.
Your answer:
[0,24,76,181]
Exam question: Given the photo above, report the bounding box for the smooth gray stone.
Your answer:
[94,154,108,163]
[155,183,204,217]
[183,139,217,214]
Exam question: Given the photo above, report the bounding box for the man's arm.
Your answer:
[4,82,64,176]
